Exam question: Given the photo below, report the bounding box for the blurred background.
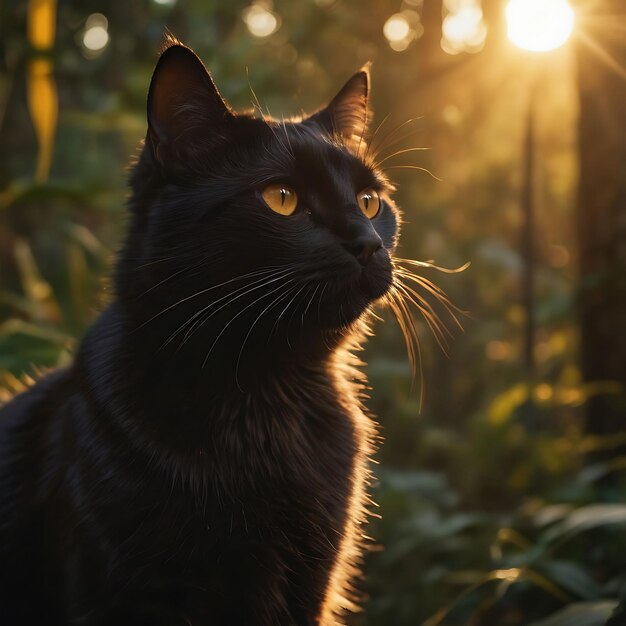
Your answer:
[1,0,626,624]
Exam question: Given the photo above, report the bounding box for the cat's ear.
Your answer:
[308,65,371,144]
[147,43,233,168]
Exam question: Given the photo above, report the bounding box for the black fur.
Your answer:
[0,43,400,625]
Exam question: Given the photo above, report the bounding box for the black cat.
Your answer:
[0,41,402,625]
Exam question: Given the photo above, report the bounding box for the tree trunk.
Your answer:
[576,0,626,435]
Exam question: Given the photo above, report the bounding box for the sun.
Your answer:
[506,0,575,52]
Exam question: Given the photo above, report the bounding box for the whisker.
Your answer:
[281,115,296,160]
[395,257,471,274]
[269,282,309,347]
[385,288,424,409]
[173,269,297,351]
[158,268,296,351]
[132,255,181,269]
[317,282,328,324]
[374,147,431,167]
[286,282,315,341]
[398,291,424,406]
[382,165,443,182]
[248,85,293,158]
[279,284,307,352]
[395,268,466,330]
[136,265,290,332]
[366,112,392,156]
[395,281,451,355]
[203,278,296,368]
[302,282,321,327]
[235,281,300,390]
[390,290,418,379]
[316,283,332,351]
[396,279,464,338]
[400,281,454,339]
[137,258,208,297]
[246,67,265,119]
[370,127,428,164]
[367,116,424,162]
[396,268,451,301]
[381,252,470,408]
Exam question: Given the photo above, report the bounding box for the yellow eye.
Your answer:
[357,188,381,219]
[261,184,298,216]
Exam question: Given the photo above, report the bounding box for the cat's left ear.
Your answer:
[147,43,234,170]
[308,65,371,144]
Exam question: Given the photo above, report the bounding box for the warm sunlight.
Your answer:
[383,13,410,42]
[441,0,487,55]
[5,2,626,625]
[506,0,575,52]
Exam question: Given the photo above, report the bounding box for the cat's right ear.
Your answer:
[147,44,233,170]
[307,66,371,146]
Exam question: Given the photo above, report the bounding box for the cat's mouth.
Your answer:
[316,248,394,329]
[356,248,394,299]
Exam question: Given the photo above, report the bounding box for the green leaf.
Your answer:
[0,319,74,347]
[543,505,626,544]
[528,601,618,626]
[378,468,449,495]
[539,560,603,601]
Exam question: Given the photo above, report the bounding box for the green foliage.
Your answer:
[358,462,626,625]
[530,602,618,626]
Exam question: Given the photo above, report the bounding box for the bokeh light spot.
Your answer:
[441,1,487,54]
[85,13,108,30]
[384,14,410,43]
[535,384,554,402]
[83,25,109,52]
[243,3,280,38]
[486,340,512,361]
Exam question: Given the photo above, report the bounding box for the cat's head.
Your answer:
[118,42,401,367]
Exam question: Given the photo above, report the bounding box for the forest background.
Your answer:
[1,1,626,624]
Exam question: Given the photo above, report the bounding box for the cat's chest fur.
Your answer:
[79,305,359,500]
[65,303,362,563]
[0,314,367,624]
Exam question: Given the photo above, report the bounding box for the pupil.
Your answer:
[364,195,369,209]
[280,189,286,205]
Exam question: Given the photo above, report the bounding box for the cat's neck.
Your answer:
[77,301,363,405]
[73,302,367,469]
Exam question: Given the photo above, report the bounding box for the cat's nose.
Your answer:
[342,232,383,266]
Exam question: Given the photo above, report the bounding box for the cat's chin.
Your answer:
[316,259,393,330]
[356,249,394,300]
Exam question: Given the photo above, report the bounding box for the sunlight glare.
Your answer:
[384,14,410,43]
[243,3,280,38]
[384,11,423,52]
[506,0,575,52]
[441,1,487,55]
